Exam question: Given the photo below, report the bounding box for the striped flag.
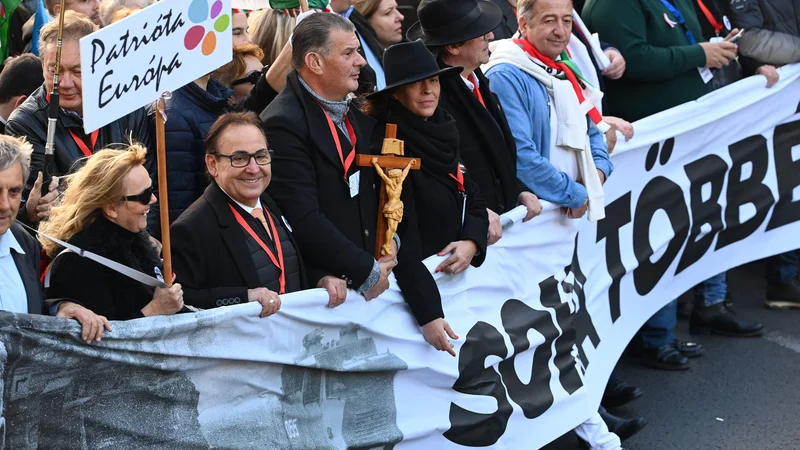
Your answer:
[0,0,22,64]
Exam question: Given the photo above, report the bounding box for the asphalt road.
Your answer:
[543,260,800,450]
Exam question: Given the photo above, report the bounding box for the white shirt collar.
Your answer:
[0,228,24,258]
[461,71,479,91]
[218,186,262,214]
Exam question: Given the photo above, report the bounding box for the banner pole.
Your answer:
[155,93,173,286]
[42,0,68,194]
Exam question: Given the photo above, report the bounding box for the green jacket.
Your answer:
[582,0,711,121]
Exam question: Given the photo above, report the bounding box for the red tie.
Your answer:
[468,74,486,108]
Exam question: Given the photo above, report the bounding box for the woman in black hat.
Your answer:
[361,39,489,357]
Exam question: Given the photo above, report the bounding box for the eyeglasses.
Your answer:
[231,66,267,86]
[121,186,153,205]
[212,149,273,168]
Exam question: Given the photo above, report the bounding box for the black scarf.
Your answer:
[385,100,461,180]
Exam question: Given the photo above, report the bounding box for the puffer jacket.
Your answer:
[5,85,154,197]
[146,77,232,239]
[728,0,800,70]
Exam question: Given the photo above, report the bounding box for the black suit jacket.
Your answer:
[9,222,43,315]
[262,72,444,325]
[437,65,523,214]
[170,182,306,310]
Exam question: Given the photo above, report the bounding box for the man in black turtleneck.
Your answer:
[262,13,451,350]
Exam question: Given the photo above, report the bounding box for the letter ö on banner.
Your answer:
[676,154,727,273]
[444,321,512,447]
[767,119,800,231]
[717,135,773,249]
[632,176,690,296]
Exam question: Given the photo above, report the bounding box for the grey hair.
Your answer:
[291,13,356,70]
[0,135,33,184]
[517,0,573,22]
[99,0,154,26]
[517,0,536,22]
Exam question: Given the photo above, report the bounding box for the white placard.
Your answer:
[80,0,233,133]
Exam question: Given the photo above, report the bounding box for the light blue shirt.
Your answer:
[0,229,28,313]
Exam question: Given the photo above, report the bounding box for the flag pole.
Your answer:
[154,93,173,286]
[42,0,68,194]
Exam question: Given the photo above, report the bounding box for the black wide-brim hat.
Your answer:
[367,39,463,98]
[406,0,503,47]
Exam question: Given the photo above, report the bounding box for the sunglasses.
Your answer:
[231,66,267,86]
[121,186,153,205]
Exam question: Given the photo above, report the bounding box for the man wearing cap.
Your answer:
[408,0,542,245]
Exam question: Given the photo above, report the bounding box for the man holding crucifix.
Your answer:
[262,13,448,353]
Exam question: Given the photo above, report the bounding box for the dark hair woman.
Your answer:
[361,39,490,355]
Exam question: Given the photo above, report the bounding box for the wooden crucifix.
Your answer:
[356,124,421,259]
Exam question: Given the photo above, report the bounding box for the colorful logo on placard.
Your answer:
[184,0,230,56]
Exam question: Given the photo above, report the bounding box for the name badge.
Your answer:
[349,171,360,198]
[698,67,714,84]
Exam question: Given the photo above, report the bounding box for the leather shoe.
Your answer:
[690,303,763,337]
[640,345,689,370]
[602,379,643,409]
[673,339,705,358]
[599,410,648,441]
[766,278,800,309]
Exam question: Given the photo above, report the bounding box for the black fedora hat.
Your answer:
[406,0,503,47]
[367,40,462,98]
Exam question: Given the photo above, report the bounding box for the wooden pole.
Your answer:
[298,0,309,12]
[155,96,173,286]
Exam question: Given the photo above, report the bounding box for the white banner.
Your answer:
[79,0,233,132]
[2,65,800,449]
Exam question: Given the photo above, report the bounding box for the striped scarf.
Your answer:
[513,38,607,132]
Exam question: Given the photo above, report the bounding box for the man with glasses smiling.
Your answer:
[170,112,334,314]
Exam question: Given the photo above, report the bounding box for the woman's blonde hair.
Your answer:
[354,0,382,18]
[248,9,295,65]
[39,144,148,256]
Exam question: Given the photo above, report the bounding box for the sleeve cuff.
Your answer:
[356,260,381,293]
[393,233,401,252]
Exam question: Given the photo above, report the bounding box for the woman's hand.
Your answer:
[436,240,478,275]
[142,283,184,316]
[56,301,112,344]
[248,287,282,318]
[422,318,458,357]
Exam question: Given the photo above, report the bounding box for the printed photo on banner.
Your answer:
[80,0,233,133]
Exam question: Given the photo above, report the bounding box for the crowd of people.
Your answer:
[0,0,799,448]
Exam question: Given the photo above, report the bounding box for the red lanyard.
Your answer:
[69,129,99,157]
[467,74,486,108]
[229,205,286,294]
[320,107,357,181]
[696,0,724,35]
[449,164,465,192]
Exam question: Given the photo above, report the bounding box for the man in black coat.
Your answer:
[0,134,108,344]
[407,0,542,244]
[262,13,453,352]
[5,12,153,207]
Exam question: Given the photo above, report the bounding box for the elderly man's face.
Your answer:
[519,0,573,59]
[0,163,23,236]
[42,39,83,115]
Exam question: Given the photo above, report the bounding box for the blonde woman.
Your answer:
[212,43,266,106]
[41,145,184,320]
[248,8,296,66]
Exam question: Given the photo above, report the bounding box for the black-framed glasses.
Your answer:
[231,66,267,86]
[212,149,273,168]
[121,186,153,205]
